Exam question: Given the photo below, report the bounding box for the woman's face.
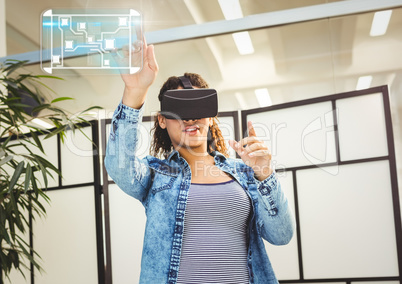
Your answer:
[158,115,213,154]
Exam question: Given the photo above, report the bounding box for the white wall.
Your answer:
[0,0,5,57]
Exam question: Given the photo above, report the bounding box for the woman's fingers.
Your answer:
[228,139,245,156]
[248,149,271,157]
[248,121,257,137]
[244,142,268,155]
[228,140,239,152]
[146,44,159,72]
[237,136,260,148]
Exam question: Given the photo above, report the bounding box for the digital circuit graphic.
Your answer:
[41,9,142,75]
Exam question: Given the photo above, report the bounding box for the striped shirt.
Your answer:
[176,179,251,284]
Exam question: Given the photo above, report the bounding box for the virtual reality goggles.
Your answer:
[160,76,218,120]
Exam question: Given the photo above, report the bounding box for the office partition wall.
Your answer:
[242,85,401,283]
[3,122,104,284]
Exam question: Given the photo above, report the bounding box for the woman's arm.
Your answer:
[254,172,295,245]
[229,121,295,245]
[105,103,151,202]
[121,39,158,109]
[104,39,159,202]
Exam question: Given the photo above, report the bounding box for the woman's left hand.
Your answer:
[229,121,273,181]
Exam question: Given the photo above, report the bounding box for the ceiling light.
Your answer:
[356,76,373,90]
[218,0,254,55]
[232,32,254,55]
[32,118,54,129]
[255,88,272,107]
[370,10,392,36]
[217,0,243,20]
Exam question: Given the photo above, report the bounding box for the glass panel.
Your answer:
[31,135,59,188]
[217,115,237,158]
[297,161,398,278]
[40,9,142,76]
[246,102,336,169]
[60,126,94,185]
[33,187,98,284]
[2,136,58,188]
[337,93,388,161]
[264,171,299,280]
[108,184,145,284]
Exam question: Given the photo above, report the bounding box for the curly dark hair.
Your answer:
[150,72,229,158]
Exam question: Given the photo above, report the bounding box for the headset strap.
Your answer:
[178,76,193,89]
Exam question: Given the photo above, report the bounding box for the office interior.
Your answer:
[1,0,402,283]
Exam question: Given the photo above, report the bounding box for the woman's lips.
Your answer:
[183,125,200,135]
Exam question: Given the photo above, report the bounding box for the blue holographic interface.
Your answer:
[41,9,142,75]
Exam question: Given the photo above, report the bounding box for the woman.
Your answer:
[105,40,295,284]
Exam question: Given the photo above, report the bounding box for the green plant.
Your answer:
[0,59,101,281]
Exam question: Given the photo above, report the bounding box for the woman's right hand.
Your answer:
[118,38,159,109]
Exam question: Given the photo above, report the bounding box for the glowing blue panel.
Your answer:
[41,9,142,75]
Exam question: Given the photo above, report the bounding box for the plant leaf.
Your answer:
[0,216,11,244]
[31,104,51,113]
[0,155,14,167]
[8,103,32,109]
[32,154,60,177]
[51,97,74,103]
[44,124,67,140]
[30,172,39,196]
[33,75,63,80]
[33,156,49,188]
[30,130,44,153]
[8,250,20,269]
[15,239,42,271]
[80,105,103,114]
[24,163,32,193]
[3,79,18,89]
[2,134,13,148]
[9,161,24,192]
[4,60,28,75]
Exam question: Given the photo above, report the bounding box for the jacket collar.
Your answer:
[167,150,180,162]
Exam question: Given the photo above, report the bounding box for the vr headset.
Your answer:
[160,76,218,120]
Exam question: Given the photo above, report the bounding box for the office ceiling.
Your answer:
[4,0,402,122]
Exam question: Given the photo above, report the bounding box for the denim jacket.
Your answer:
[104,102,296,284]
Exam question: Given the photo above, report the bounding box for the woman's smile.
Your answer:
[183,124,200,136]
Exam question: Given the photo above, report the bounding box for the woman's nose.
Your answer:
[183,118,199,123]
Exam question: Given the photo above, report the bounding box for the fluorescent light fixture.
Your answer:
[19,125,31,134]
[370,10,392,36]
[32,118,54,129]
[356,75,373,90]
[232,32,254,55]
[255,88,272,107]
[217,0,243,20]
[218,0,254,55]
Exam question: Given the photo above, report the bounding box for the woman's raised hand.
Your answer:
[114,38,159,109]
[229,121,273,181]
